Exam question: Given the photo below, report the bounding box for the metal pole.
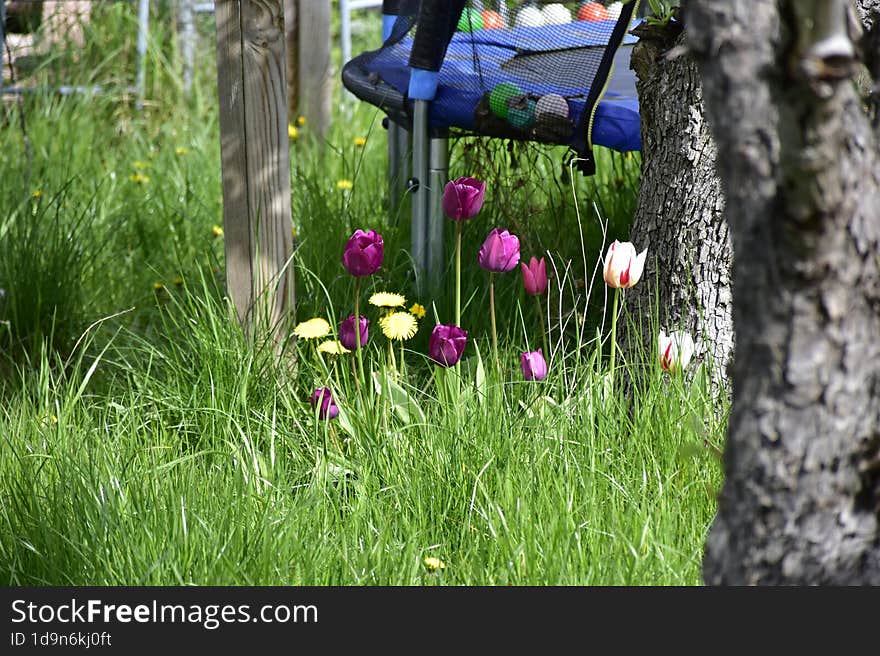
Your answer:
[136,0,150,110]
[180,0,195,94]
[340,0,352,71]
[411,100,430,292]
[388,119,411,218]
[427,131,449,291]
[1,1,6,98]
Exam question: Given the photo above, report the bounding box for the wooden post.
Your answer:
[284,0,298,116]
[215,0,295,339]
[297,0,332,138]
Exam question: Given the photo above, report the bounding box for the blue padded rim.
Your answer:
[382,15,396,42]
[407,68,440,101]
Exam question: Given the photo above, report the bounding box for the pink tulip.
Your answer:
[603,240,647,289]
[520,349,548,381]
[429,324,468,367]
[342,229,384,277]
[521,256,548,295]
[478,228,521,273]
[442,177,486,221]
[339,314,369,351]
[310,387,339,420]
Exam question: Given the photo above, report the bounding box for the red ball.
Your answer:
[481,10,505,29]
[577,2,610,21]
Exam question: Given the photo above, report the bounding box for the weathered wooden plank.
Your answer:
[297,0,332,138]
[215,0,295,337]
[284,0,298,115]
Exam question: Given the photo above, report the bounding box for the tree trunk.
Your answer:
[688,0,880,584]
[625,20,732,393]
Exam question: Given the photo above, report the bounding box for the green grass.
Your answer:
[0,5,723,585]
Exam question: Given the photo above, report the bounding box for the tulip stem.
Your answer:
[353,278,365,394]
[535,295,549,363]
[489,272,500,372]
[455,222,462,329]
[608,287,620,387]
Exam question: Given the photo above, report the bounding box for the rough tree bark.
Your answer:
[625,17,732,392]
[688,0,880,584]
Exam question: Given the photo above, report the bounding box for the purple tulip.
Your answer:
[521,256,548,296]
[310,387,339,420]
[339,314,369,351]
[429,324,468,367]
[520,349,548,381]
[442,177,486,221]
[478,228,521,273]
[342,229,384,277]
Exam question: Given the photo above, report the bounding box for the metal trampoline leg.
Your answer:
[411,100,430,293]
[180,0,195,94]
[136,0,150,111]
[387,119,411,219]
[427,132,449,291]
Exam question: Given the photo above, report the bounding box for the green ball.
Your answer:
[489,83,522,120]
[508,99,536,130]
[457,8,484,32]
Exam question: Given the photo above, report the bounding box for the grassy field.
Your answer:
[0,4,723,585]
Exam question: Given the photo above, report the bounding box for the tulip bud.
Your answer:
[603,240,647,289]
[339,314,369,351]
[520,349,548,381]
[310,387,339,420]
[442,177,486,221]
[478,228,521,273]
[429,324,468,367]
[521,256,548,295]
[658,330,696,374]
[342,229,384,277]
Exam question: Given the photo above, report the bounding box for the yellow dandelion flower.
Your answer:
[380,311,418,341]
[288,124,299,140]
[211,225,224,238]
[175,146,189,156]
[296,115,306,126]
[133,160,149,170]
[369,292,406,308]
[31,189,43,199]
[318,340,351,355]
[293,317,331,340]
[129,173,150,184]
[173,276,184,287]
[336,179,354,190]
[409,303,426,319]
[291,226,298,239]
[354,136,367,147]
[153,281,165,291]
[423,556,446,571]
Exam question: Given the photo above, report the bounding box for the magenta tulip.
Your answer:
[342,229,384,277]
[429,324,468,367]
[520,349,548,381]
[521,256,548,295]
[442,177,486,221]
[339,314,369,351]
[478,228,521,273]
[310,387,339,420]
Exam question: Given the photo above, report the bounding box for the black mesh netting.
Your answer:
[342,1,642,174]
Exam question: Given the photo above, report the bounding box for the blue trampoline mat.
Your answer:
[365,19,641,153]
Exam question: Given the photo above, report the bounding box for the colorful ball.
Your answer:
[535,94,569,121]
[514,6,545,28]
[508,99,537,130]
[457,7,484,32]
[489,82,523,120]
[577,2,610,22]
[542,4,572,25]
[481,10,505,30]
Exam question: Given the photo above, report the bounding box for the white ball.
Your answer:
[535,93,570,120]
[542,4,572,25]
[606,2,623,20]
[515,6,545,28]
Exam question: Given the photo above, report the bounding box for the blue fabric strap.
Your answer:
[407,69,440,101]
